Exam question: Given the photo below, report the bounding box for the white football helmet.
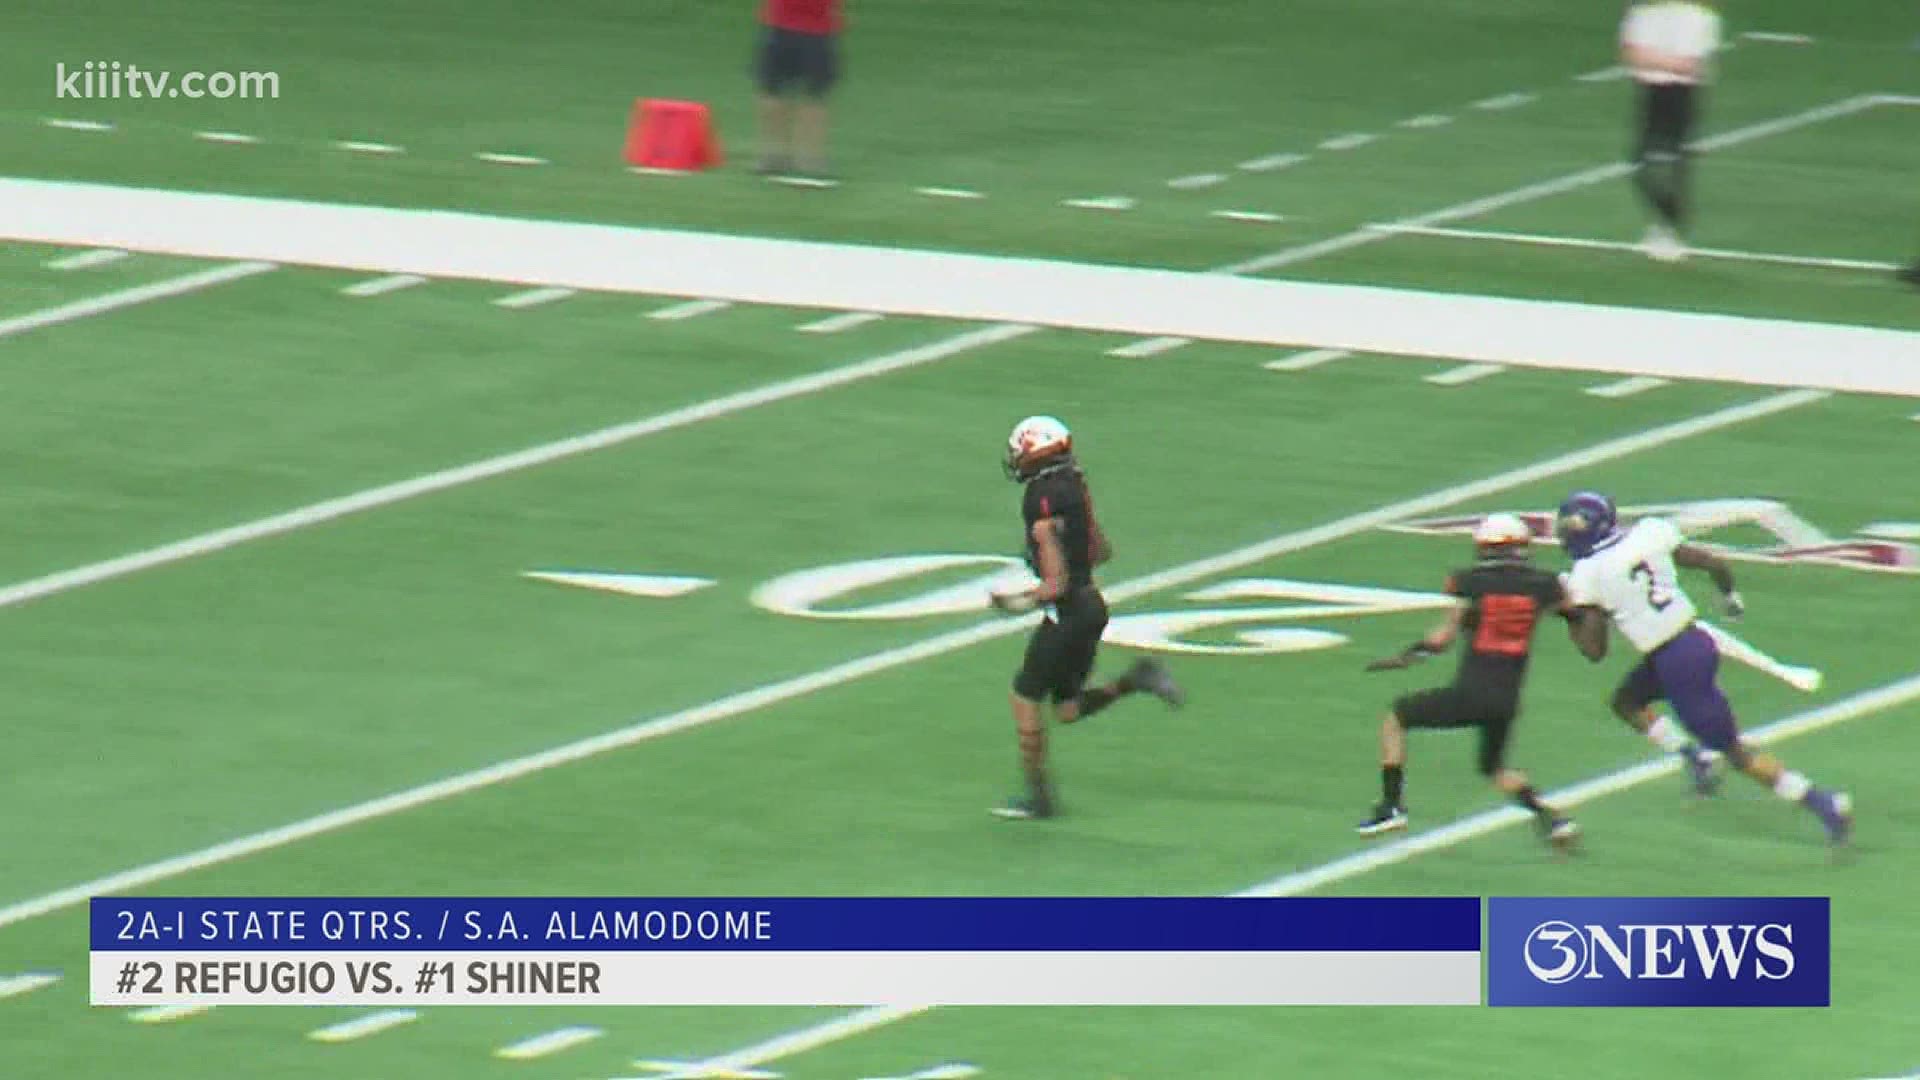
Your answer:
[1473,512,1533,553]
[1004,415,1072,481]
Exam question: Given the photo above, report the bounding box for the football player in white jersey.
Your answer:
[1557,491,1853,845]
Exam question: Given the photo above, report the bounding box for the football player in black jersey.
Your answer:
[1357,513,1580,851]
[986,416,1184,820]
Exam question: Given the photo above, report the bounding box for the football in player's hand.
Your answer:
[990,591,1037,615]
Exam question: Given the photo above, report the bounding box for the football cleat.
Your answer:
[1543,816,1582,853]
[1355,803,1408,836]
[990,796,1055,821]
[1003,416,1072,482]
[1641,225,1688,263]
[1126,657,1186,708]
[1684,748,1721,797]
[1813,790,1853,847]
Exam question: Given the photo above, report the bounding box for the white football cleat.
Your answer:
[1642,225,1688,263]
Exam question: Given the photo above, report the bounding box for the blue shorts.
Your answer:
[1615,624,1740,752]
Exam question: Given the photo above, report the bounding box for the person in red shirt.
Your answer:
[755,0,843,179]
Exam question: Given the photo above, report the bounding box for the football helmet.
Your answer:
[1003,415,1072,481]
[1556,490,1619,559]
[1474,512,1532,558]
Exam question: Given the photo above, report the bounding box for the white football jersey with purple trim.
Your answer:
[1564,517,1698,653]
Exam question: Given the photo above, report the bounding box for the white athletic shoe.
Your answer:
[1642,225,1687,263]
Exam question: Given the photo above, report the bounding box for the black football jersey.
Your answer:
[1021,464,1100,589]
[1446,557,1566,677]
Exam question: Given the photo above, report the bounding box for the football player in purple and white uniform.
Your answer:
[1557,490,1853,846]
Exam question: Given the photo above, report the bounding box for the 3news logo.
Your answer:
[1487,897,1830,1006]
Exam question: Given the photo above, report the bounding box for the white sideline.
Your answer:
[0,387,1824,930]
[4,98,1914,394]
[0,261,276,340]
[0,323,1039,614]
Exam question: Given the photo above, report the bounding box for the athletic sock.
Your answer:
[1644,715,1702,760]
[1511,784,1552,820]
[1771,770,1813,803]
[1019,725,1049,802]
[1382,765,1405,808]
[1074,683,1126,720]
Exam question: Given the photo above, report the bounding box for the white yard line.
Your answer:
[1061,196,1135,211]
[1372,222,1901,273]
[1210,210,1285,224]
[1575,66,1629,82]
[128,1004,214,1024]
[1167,173,1227,190]
[1238,153,1306,173]
[1221,94,1887,275]
[334,140,404,155]
[307,1009,418,1043]
[45,248,129,271]
[1237,671,1920,897]
[1586,375,1671,399]
[493,286,577,309]
[0,322,1036,617]
[45,118,113,132]
[341,273,429,298]
[1317,133,1376,151]
[621,1006,931,1080]
[1425,362,1506,386]
[0,387,1824,931]
[1263,348,1351,372]
[798,311,884,334]
[913,187,985,200]
[1742,31,1816,44]
[0,972,60,999]
[497,1025,605,1060]
[1396,115,1453,130]
[1107,335,1190,359]
[194,131,260,145]
[1472,91,1537,111]
[0,261,276,341]
[649,298,732,321]
[475,152,548,166]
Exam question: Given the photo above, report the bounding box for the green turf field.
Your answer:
[4,0,1919,1077]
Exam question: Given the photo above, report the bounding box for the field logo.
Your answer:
[526,554,1458,656]
[1488,897,1829,1007]
[1387,498,1917,574]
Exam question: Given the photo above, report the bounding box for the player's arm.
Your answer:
[1565,605,1609,662]
[1674,543,1744,618]
[990,519,1068,613]
[1091,522,1113,567]
[1365,603,1464,672]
